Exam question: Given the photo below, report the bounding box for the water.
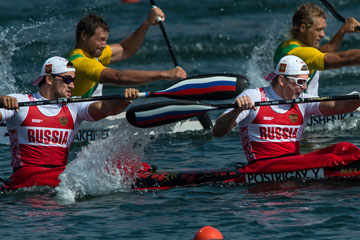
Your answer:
[0,0,360,239]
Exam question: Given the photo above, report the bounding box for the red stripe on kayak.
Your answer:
[154,86,236,96]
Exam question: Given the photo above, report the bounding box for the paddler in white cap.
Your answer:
[213,55,360,162]
[0,56,139,190]
[273,3,360,96]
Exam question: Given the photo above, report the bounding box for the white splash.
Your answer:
[243,20,289,89]
[0,26,20,94]
[55,125,154,203]
[0,21,48,94]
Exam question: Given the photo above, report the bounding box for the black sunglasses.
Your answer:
[52,74,75,85]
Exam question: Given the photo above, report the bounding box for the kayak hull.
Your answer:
[134,142,360,190]
[1,142,360,192]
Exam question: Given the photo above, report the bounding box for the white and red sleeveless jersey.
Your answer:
[0,92,95,169]
[229,87,322,162]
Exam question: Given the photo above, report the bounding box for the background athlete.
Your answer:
[213,55,360,162]
[0,56,139,190]
[273,3,360,96]
[69,9,187,97]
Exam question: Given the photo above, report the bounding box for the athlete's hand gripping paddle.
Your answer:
[126,93,360,128]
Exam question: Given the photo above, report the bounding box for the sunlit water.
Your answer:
[0,0,359,239]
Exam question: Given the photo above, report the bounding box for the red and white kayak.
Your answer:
[134,142,360,190]
[1,142,359,192]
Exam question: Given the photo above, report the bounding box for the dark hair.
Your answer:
[76,13,110,43]
[291,4,326,38]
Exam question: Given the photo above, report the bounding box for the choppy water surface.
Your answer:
[0,0,360,239]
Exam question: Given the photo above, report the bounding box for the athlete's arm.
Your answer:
[324,49,360,69]
[213,96,256,138]
[87,88,139,121]
[109,8,165,63]
[319,99,360,116]
[99,67,187,86]
[319,18,360,53]
[288,41,360,70]
[0,96,19,121]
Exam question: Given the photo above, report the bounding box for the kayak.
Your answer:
[0,110,358,145]
[134,142,360,190]
[0,142,359,192]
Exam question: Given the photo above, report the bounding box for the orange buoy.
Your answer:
[194,226,223,240]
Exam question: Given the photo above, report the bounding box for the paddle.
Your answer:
[320,0,360,30]
[149,0,178,66]
[0,74,248,108]
[149,0,232,129]
[138,73,247,100]
[126,94,360,128]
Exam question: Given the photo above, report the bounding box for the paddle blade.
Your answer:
[152,73,248,100]
[126,100,218,128]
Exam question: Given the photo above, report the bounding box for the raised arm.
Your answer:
[319,17,360,53]
[109,8,165,62]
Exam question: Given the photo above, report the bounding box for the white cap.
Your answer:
[33,56,76,86]
[264,55,309,81]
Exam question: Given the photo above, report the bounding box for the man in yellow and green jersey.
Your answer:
[68,46,112,97]
[69,9,187,97]
[273,3,360,96]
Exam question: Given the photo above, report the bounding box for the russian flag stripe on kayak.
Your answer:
[133,105,216,126]
[156,79,236,93]
[153,85,236,96]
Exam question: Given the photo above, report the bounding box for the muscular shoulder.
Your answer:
[69,49,105,68]
[239,88,262,102]
[98,46,112,65]
[289,49,325,70]
[67,102,95,122]
[69,47,111,66]
[68,49,108,86]
[0,94,30,125]
[8,93,29,102]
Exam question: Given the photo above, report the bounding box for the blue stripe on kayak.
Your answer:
[158,81,236,93]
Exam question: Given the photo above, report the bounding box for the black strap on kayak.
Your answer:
[247,153,298,166]
[235,162,246,169]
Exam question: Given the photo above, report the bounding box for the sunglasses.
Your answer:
[52,74,75,85]
[285,76,309,86]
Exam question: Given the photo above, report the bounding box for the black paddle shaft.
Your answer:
[320,0,360,31]
[149,0,179,66]
[126,94,360,128]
